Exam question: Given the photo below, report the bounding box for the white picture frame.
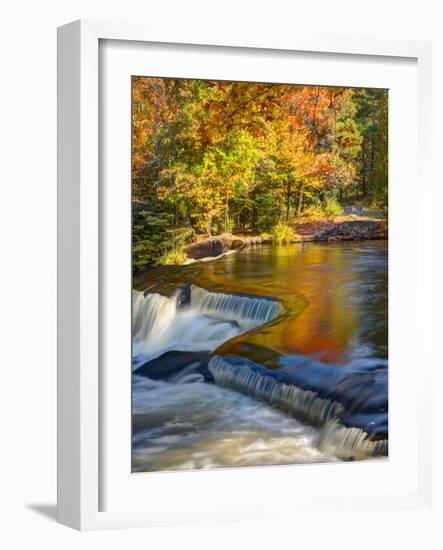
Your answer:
[57,19,434,531]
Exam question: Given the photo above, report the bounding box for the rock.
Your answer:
[184,233,235,259]
[231,237,246,250]
[176,283,191,308]
[314,221,387,242]
[183,232,267,259]
[343,205,364,215]
[184,238,224,259]
[218,233,233,250]
[134,350,212,382]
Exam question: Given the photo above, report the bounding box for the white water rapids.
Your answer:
[132,285,339,470]
[132,374,336,472]
[132,285,283,364]
[132,284,384,471]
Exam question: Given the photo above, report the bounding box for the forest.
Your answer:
[132,77,388,269]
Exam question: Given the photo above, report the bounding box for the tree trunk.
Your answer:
[362,147,367,196]
[286,179,291,222]
[224,197,229,233]
[297,187,304,218]
[370,135,375,195]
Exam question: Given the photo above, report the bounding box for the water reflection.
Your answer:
[133,241,388,470]
[135,241,388,365]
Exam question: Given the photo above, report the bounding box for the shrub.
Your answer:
[260,232,272,241]
[300,204,325,222]
[159,250,188,266]
[322,197,343,219]
[132,207,194,269]
[272,222,297,245]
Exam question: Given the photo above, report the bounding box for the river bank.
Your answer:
[182,217,387,263]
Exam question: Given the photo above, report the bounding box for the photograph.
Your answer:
[1,0,436,539]
[131,77,388,473]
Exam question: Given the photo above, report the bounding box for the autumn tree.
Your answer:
[131,77,387,267]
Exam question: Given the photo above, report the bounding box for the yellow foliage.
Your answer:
[272,222,297,245]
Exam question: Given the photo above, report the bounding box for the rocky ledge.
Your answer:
[184,233,269,260]
[183,221,387,261]
[311,220,387,242]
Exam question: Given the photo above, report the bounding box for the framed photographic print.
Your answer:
[130,77,390,472]
[57,20,434,531]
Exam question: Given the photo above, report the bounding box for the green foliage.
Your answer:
[260,232,272,241]
[353,89,388,205]
[300,204,325,222]
[371,95,388,205]
[159,249,188,266]
[132,206,194,269]
[132,78,388,268]
[301,195,343,221]
[323,196,343,219]
[272,222,297,245]
[253,189,283,232]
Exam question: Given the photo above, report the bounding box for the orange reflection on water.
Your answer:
[135,241,388,366]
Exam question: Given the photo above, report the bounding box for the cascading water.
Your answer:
[190,284,284,330]
[318,420,388,460]
[133,291,177,345]
[131,285,338,471]
[132,285,284,363]
[132,241,389,471]
[132,374,337,472]
[208,356,345,428]
[208,355,388,460]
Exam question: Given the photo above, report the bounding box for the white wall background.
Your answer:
[0,0,441,547]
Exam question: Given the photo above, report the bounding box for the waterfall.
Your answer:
[208,356,345,427]
[133,287,388,462]
[133,290,177,344]
[190,284,284,330]
[134,286,276,363]
[208,356,387,460]
[318,420,388,460]
[132,285,285,363]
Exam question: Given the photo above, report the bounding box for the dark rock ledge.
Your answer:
[184,233,267,260]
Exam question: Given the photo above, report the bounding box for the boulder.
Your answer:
[176,283,191,308]
[134,350,212,382]
[218,233,233,250]
[184,238,224,259]
[231,237,246,250]
[183,232,266,259]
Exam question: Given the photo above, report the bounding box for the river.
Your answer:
[132,241,388,472]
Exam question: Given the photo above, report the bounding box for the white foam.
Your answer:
[132,286,284,363]
[208,356,388,461]
[208,356,344,427]
[190,284,284,330]
[132,375,337,472]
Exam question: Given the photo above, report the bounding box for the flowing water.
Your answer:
[132,241,388,472]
